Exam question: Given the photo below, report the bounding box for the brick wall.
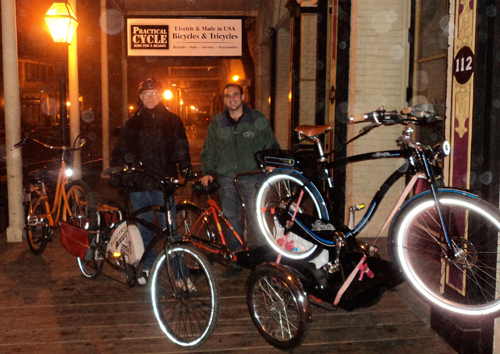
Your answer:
[275,26,292,149]
[347,0,410,238]
[300,13,317,126]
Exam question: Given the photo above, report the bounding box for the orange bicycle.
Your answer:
[13,137,97,255]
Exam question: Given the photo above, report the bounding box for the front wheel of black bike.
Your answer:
[150,244,220,347]
[246,264,310,350]
[390,190,500,316]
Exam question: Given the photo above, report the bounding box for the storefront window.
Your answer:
[411,0,448,145]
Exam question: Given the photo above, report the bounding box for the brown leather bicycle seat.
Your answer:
[295,125,332,137]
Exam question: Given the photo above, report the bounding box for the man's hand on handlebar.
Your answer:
[200,175,213,187]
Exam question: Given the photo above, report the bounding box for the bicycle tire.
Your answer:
[25,192,50,255]
[66,180,101,277]
[255,170,328,260]
[151,243,220,347]
[390,190,500,315]
[65,180,97,231]
[77,236,105,278]
[246,264,310,350]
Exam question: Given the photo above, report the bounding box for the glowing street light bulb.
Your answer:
[164,90,173,100]
[44,2,79,44]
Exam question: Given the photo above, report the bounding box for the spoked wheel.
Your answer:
[255,170,328,260]
[77,233,105,279]
[176,204,217,243]
[65,180,97,231]
[391,191,500,315]
[176,203,218,265]
[246,264,310,350]
[151,244,220,347]
[25,193,50,255]
[125,263,137,287]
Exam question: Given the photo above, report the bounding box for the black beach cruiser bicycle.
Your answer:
[246,105,500,350]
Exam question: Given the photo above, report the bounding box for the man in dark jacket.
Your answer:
[112,77,192,284]
[200,83,280,276]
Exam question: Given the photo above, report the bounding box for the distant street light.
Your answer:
[164,90,173,100]
[45,2,79,146]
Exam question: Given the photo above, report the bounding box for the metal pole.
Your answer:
[2,0,23,242]
[68,0,81,179]
[60,65,68,146]
[101,0,110,176]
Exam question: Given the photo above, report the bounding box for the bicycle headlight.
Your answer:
[65,168,73,177]
[442,141,451,156]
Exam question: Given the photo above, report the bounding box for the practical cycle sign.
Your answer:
[127,18,242,57]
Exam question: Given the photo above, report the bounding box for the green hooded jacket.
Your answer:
[201,104,280,178]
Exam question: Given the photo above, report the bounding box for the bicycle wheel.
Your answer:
[176,203,216,242]
[25,193,51,255]
[255,170,327,260]
[246,264,310,350]
[390,190,500,315]
[151,244,220,347]
[77,225,105,279]
[65,180,97,231]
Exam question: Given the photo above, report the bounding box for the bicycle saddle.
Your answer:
[295,125,332,138]
[192,180,220,195]
[28,168,49,181]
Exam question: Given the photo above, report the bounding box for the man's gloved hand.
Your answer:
[181,166,196,180]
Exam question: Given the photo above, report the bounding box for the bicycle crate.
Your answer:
[60,221,89,259]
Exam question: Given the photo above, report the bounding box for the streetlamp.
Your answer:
[44,2,79,146]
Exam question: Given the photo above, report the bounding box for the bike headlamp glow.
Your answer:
[442,141,451,156]
[65,168,73,177]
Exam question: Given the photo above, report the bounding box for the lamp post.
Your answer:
[44,2,79,146]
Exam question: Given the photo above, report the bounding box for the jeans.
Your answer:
[218,173,265,251]
[130,191,178,271]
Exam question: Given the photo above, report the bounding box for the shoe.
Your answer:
[84,238,96,261]
[175,278,197,294]
[84,247,94,261]
[222,264,243,278]
[138,270,149,286]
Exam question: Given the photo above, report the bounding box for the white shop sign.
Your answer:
[127,18,242,57]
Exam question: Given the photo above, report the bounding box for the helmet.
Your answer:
[139,78,163,93]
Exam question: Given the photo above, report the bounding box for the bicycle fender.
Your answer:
[391,187,479,229]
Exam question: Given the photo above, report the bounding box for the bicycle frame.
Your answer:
[184,199,246,261]
[27,159,75,228]
[266,123,457,254]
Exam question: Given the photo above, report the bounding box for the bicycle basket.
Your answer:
[60,221,90,259]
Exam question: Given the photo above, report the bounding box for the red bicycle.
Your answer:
[175,171,260,265]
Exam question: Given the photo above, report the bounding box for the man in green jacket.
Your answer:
[201,83,280,274]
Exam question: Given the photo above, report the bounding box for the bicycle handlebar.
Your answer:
[349,106,438,126]
[107,165,194,192]
[11,137,87,151]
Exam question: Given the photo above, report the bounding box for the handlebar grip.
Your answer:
[349,114,367,123]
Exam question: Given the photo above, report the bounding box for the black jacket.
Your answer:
[112,101,191,191]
